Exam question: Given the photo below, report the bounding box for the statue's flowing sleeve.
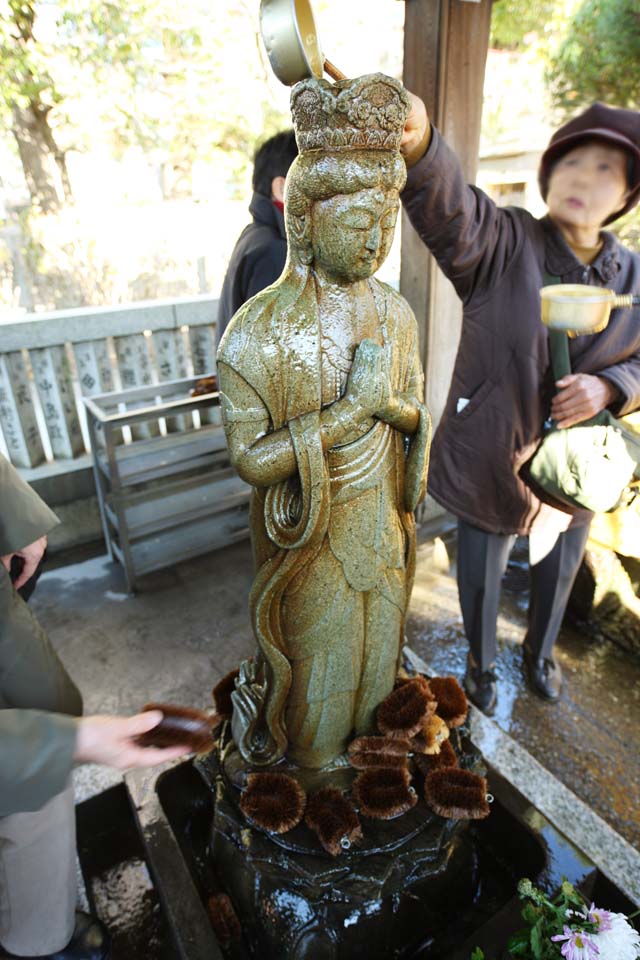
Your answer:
[397,298,431,512]
[405,405,431,512]
[217,356,331,765]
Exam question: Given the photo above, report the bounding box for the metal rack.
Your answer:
[84,375,250,592]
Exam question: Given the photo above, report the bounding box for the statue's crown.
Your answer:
[291,73,411,153]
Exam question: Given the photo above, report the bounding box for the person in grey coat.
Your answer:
[399,99,640,713]
[0,454,189,960]
[216,129,298,346]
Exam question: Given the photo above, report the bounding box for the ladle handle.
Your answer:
[324,58,346,82]
[549,329,571,385]
[612,293,640,308]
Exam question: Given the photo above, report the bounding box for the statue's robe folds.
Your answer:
[218,274,429,769]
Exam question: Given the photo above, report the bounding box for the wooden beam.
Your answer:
[401,0,493,427]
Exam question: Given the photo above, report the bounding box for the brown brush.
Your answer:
[428,676,468,728]
[190,375,218,397]
[240,772,306,834]
[352,767,417,820]
[207,893,241,942]
[135,703,220,752]
[413,738,458,777]
[424,768,490,820]
[347,735,411,770]
[411,714,450,756]
[394,674,432,691]
[212,668,240,717]
[377,677,436,739]
[305,787,362,856]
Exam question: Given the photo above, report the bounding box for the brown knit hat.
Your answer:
[539,102,640,224]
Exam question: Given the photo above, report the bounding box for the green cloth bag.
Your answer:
[528,410,640,513]
[527,275,640,513]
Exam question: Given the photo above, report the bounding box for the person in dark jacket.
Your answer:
[216,129,299,346]
[399,99,640,713]
[0,454,190,960]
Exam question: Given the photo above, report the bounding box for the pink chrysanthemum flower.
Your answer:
[588,904,614,934]
[551,925,600,960]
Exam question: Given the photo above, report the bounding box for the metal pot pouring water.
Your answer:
[259,0,346,85]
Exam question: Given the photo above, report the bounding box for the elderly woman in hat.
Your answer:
[400,99,640,713]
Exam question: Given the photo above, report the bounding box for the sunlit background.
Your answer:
[1,0,638,315]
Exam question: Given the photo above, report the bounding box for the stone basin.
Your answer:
[119,753,629,960]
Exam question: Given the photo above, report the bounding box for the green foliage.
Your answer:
[508,878,595,959]
[0,0,289,202]
[471,878,598,960]
[545,0,640,115]
[0,0,60,116]
[490,0,557,50]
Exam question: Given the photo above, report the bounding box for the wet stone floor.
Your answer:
[408,528,640,851]
[33,525,639,853]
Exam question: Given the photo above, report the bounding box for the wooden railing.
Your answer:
[0,295,219,469]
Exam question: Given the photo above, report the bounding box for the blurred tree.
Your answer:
[56,0,264,164]
[490,0,558,50]
[0,0,286,210]
[0,0,71,210]
[545,0,640,114]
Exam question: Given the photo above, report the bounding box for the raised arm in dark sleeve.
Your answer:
[401,126,522,305]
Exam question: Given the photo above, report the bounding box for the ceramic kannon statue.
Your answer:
[217,74,431,770]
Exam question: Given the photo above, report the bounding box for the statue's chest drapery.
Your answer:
[316,286,409,591]
[259,280,412,591]
[242,278,411,435]
[320,328,353,408]
[317,284,384,408]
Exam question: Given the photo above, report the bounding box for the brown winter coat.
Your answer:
[401,127,640,535]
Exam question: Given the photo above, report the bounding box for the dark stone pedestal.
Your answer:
[196,734,480,960]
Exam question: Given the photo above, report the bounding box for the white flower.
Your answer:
[591,911,640,960]
[567,907,589,921]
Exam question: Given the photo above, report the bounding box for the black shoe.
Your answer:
[0,912,111,960]
[463,656,497,715]
[522,646,562,701]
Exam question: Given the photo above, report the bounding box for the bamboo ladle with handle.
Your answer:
[260,0,346,85]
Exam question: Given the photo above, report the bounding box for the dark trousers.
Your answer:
[456,518,591,671]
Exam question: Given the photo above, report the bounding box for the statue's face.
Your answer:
[309,187,399,282]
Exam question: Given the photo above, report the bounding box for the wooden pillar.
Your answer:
[401,0,493,429]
